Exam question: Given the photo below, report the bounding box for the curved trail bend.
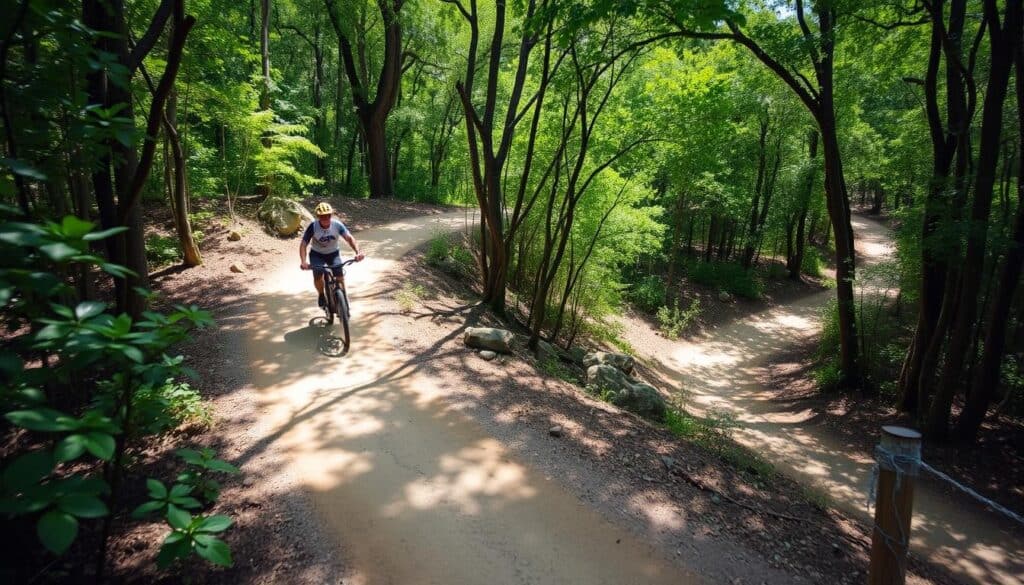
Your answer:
[620,215,1022,585]
[241,213,709,585]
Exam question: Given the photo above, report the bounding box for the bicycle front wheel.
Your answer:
[334,288,350,353]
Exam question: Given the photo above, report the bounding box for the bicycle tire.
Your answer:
[335,287,350,353]
[324,279,337,326]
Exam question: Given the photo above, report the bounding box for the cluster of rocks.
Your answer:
[462,327,667,421]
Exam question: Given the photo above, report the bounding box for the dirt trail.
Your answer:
[240,213,706,584]
[619,215,1023,585]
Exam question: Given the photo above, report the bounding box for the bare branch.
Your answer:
[850,14,930,30]
[127,0,174,72]
[119,14,195,223]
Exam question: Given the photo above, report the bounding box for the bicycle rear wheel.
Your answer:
[334,288,350,353]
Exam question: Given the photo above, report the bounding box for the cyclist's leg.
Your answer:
[328,251,344,287]
[309,251,329,306]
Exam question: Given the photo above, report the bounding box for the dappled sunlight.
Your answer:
[233,213,702,585]
[638,214,1024,585]
[385,440,537,516]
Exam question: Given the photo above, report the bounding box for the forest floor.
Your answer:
[615,213,1024,585]
[90,197,1018,584]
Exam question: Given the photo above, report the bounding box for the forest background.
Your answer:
[1,0,1022,577]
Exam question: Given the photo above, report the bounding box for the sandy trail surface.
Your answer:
[241,212,705,585]
[617,215,1023,585]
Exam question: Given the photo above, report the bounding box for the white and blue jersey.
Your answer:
[302,219,350,255]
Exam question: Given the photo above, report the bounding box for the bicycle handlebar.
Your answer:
[302,258,360,273]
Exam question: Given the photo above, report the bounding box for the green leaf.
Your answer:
[60,216,95,238]
[131,500,165,518]
[3,158,48,180]
[146,479,168,499]
[6,408,74,432]
[197,515,233,533]
[58,494,108,518]
[100,262,135,278]
[37,510,78,555]
[121,345,144,364]
[169,484,193,499]
[206,460,240,474]
[173,496,202,509]
[74,301,107,320]
[157,534,192,568]
[195,536,232,567]
[3,450,54,491]
[84,433,115,461]
[54,435,88,462]
[166,504,191,530]
[83,226,128,241]
[176,449,202,465]
[39,242,80,262]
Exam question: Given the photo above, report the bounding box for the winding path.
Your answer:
[619,215,1023,585]
[239,212,712,584]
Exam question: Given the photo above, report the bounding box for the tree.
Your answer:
[325,0,405,199]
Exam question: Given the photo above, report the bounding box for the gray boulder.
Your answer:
[567,346,587,365]
[536,339,559,364]
[583,351,635,375]
[257,197,315,237]
[464,327,514,353]
[586,364,667,421]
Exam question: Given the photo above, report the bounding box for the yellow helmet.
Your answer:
[314,202,334,216]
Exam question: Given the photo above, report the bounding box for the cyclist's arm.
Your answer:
[299,224,314,269]
[342,232,364,260]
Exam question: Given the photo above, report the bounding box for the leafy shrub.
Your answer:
[801,247,825,277]
[396,283,429,312]
[540,355,577,383]
[0,212,237,573]
[685,259,763,299]
[425,233,475,278]
[628,275,665,313]
[146,234,181,267]
[656,298,701,339]
[94,377,211,436]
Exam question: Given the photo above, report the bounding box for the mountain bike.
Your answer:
[305,258,357,355]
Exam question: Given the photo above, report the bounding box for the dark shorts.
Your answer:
[309,250,343,277]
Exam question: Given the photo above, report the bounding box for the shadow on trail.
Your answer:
[634,213,1024,585]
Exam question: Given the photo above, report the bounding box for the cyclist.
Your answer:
[299,201,365,308]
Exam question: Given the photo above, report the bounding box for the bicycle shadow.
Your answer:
[283,322,349,357]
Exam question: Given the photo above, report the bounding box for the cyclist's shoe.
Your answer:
[317,293,326,308]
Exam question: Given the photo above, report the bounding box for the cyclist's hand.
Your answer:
[300,261,310,270]
[355,253,365,262]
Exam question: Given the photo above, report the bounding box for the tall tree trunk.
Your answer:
[789,130,818,279]
[898,0,965,412]
[327,0,404,199]
[925,0,1020,439]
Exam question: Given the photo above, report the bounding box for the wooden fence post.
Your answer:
[868,425,921,585]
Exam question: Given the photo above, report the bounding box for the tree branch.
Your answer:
[126,0,174,72]
[119,14,195,224]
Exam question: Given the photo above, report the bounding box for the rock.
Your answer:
[661,455,676,469]
[548,425,563,437]
[586,364,667,421]
[479,350,497,361]
[536,339,558,364]
[228,230,242,241]
[567,346,587,365]
[583,351,635,375]
[257,196,314,237]
[464,327,514,353]
[718,290,732,303]
[230,262,247,273]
